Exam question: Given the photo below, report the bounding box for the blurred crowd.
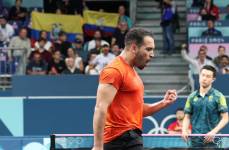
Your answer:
[0,0,132,75]
[183,0,229,75]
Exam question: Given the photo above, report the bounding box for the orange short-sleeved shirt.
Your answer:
[99,56,144,143]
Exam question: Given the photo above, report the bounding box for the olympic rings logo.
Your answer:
[143,115,176,134]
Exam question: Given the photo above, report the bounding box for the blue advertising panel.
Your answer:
[20,97,229,135]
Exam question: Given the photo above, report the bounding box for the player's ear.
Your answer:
[130,43,137,54]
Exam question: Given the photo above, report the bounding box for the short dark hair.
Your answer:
[201,65,217,78]
[176,108,184,113]
[19,27,27,33]
[124,28,154,48]
[220,55,229,60]
[39,30,47,36]
[74,38,82,44]
[0,15,7,20]
[207,19,215,23]
[218,45,226,51]
[54,50,61,54]
[38,38,46,42]
[58,31,66,37]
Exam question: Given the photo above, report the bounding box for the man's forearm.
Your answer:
[211,115,229,134]
[143,100,167,117]
[182,115,190,133]
[93,107,106,147]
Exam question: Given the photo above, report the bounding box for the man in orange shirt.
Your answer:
[92,28,177,150]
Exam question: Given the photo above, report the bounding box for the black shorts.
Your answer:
[104,129,143,150]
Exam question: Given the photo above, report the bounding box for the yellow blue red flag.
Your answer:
[83,10,119,37]
[31,12,83,41]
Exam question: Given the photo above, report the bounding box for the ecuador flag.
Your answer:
[31,12,83,42]
[83,10,119,37]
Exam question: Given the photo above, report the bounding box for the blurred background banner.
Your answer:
[31,12,83,42]
[83,10,119,37]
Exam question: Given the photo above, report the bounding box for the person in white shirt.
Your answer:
[85,53,99,75]
[0,15,14,46]
[85,30,109,51]
[34,30,52,51]
[9,27,31,74]
[181,44,216,74]
[66,47,84,73]
[92,44,115,73]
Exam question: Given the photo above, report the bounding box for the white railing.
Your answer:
[0,47,28,75]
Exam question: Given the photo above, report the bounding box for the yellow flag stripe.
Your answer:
[31,12,83,34]
[83,10,119,28]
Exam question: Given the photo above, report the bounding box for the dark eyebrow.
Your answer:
[146,47,154,51]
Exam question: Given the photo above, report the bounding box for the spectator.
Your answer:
[199,0,219,21]
[86,39,102,65]
[181,44,216,74]
[160,0,176,54]
[62,57,81,74]
[61,0,75,14]
[8,27,31,74]
[72,37,84,51]
[192,0,204,7]
[0,15,14,47]
[111,44,121,56]
[26,52,47,75]
[118,5,133,29]
[111,22,128,49]
[84,30,109,51]
[214,45,226,66]
[225,4,229,20]
[72,37,88,63]
[9,27,31,59]
[167,108,191,134]
[0,0,9,17]
[201,20,222,37]
[89,39,102,55]
[85,53,99,75]
[48,50,66,75]
[195,45,212,60]
[9,0,27,22]
[53,31,71,58]
[218,55,229,74]
[92,44,115,73]
[66,47,84,73]
[34,31,52,52]
[29,38,53,64]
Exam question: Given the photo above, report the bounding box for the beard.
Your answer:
[135,58,146,70]
[134,51,148,70]
[137,65,145,70]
